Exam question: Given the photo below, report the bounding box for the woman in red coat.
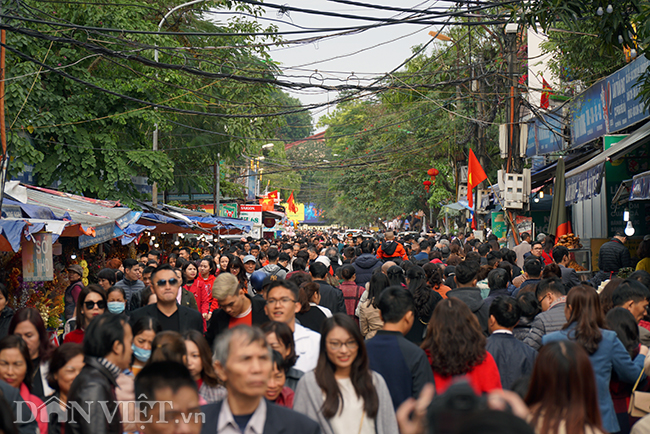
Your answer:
[421,297,502,395]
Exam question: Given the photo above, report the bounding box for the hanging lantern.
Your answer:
[427,168,439,177]
[423,180,432,192]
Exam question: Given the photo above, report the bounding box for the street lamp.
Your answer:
[152,0,214,206]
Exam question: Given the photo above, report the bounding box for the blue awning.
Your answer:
[631,170,650,201]
[188,216,252,232]
[0,220,46,252]
[2,199,59,220]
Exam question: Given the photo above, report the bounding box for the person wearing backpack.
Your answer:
[338,264,364,321]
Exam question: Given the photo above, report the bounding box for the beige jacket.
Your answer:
[358,299,383,339]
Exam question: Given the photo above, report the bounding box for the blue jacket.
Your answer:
[543,324,645,433]
[486,332,536,390]
[352,253,382,287]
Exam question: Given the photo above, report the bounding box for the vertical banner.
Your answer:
[22,233,53,282]
[492,211,507,243]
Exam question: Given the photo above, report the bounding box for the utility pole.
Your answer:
[213,153,220,217]
[505,23,519,173]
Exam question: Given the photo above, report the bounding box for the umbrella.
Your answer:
[548,157,572,238]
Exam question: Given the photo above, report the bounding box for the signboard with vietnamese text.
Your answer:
[78,223,115,249]
[239,204,262,225]
[22,233,53,282]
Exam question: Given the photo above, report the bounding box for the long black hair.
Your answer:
[315,314,379,419]
[407,266,441,321]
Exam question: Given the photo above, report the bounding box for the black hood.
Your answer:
[381,240,398,256]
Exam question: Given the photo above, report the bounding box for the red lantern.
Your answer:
[423,180,432,192]
[432,168,439,176]
[427,168,439,177]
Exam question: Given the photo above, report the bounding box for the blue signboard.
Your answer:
[565,163,605,207]
[570,55,650,148]
[526,111,565,156]
[78,223,115,249]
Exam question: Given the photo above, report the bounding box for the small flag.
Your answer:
[467,149,487,208]
[541,78,552,109]
[287,191,298,214]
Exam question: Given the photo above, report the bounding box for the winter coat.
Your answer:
[598,238,631,273]
[446,287,490,335]
[352,254,382,287]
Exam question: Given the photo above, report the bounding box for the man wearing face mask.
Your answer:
[129,264,203,333]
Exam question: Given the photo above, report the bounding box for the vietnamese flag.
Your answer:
[467,149,487,208]
[268,190,279,200]
[287,191,298,214]
[540,78,552,110]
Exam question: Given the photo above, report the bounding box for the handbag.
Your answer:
[629,370,650,417]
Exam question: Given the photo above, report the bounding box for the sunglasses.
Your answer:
[84,300,106,310]
[156,278,180,287]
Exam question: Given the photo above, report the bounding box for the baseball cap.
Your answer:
[243,255,256,264]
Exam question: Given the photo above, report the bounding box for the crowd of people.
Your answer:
[1,229,650,434]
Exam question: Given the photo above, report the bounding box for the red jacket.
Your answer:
[338,281,364,316]
[428,350,502,395]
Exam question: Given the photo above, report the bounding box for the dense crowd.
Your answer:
[1,229,650,434]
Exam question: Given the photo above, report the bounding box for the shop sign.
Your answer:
[570,55,650,148]
[22,233,53,282]
[239,204,262,225]
[219,203,238,218]
[79,223,115,249]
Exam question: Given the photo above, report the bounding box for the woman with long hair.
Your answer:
[9,307,57,399]
[226,256,247,289]
[607,307,643,433]
[296,282,329,333]
[194,257,217,320]
[293,314,398,434]
[183,330,226,403]
[421,297,502,394]
[62,285,107,344]
[543,286,647,433]
[262,321,304,391]
[46,343,84,434]
[357,273,390,339]
[130,316,161,376]
[405,266,442,345]
[427,264,451,299]
[526,340,604,434]
[386,265,406,287]
[0,335,48,434]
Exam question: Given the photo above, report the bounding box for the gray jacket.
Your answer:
[293,370,398,434]
[523,301,567,351]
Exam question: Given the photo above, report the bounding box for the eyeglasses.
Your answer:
[267,297,295,306]
[156,278,180,287]
[327,340,358,351]
[538,293,549,304]
[84,300,106,310]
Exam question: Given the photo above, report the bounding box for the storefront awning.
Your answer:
[564,121,650,206]
[631,170,650,201]
[0,220,46,252]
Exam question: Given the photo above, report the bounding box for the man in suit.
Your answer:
[130,264,203,333]
[309,262,346,314]
[202,326,320,434]
[486,296,537,390]
[205,273,269,348]
[135,361,202,434]
[552,245,582,289]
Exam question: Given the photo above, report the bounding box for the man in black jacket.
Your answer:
[447,260,490,335]
[205,273,269,347]
[366,287,434,410]
[352,239,382,287]
[68,313,133,434]
[595,230,632,286]
[202,326,319,434]
[130,264,203,334]
[486,296,537,390]
[309,262,346,314]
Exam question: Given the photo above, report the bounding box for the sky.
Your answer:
[256,0,451,128]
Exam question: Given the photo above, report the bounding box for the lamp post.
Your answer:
[152,0,213,207]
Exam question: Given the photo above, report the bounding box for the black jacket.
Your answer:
[352,253,382,288]
[204,294,269,347]
[296,306,328,334]
[486,332,537,390]
[598,238,631,273]
[67,357,121,434]
[200,400,320,434]
[0,378,38,434]
[314,280,346,314]
[0,307,14,340]
[447,287,490,335]
[129,303,203,334]
[366,330,434,409]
